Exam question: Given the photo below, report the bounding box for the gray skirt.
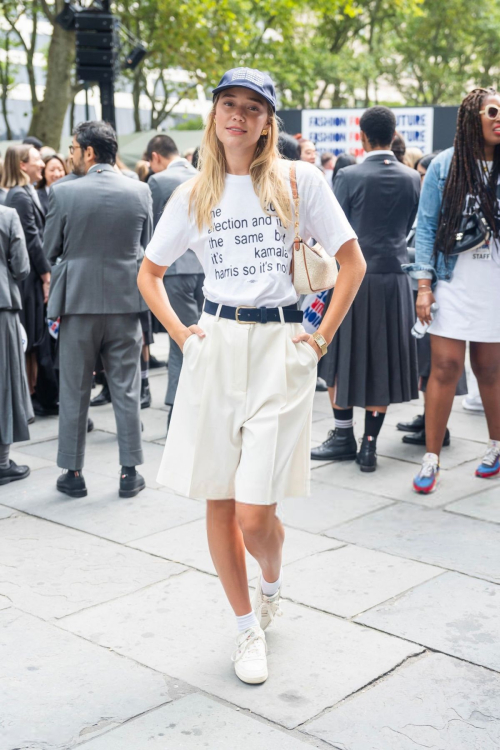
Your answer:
[320,273,419,408]
[0,310,33,444]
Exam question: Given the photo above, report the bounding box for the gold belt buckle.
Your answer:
[235,305,256,324]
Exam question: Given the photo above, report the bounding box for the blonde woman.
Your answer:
[138,68,365,684]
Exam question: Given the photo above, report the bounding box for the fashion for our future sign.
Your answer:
[301,107,434,158]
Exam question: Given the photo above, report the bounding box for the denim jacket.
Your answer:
[402,147,457,286]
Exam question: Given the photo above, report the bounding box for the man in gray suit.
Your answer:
[44,121,152,499]
[146,135,204,416]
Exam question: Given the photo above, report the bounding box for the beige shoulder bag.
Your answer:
[289,162,338,294]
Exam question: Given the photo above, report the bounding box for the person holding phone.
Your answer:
[408,88,500,493]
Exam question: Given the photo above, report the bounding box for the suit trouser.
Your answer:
[58,313,143,470]
[164,273,204,406]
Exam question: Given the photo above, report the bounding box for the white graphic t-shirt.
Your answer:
[145,160,357,308]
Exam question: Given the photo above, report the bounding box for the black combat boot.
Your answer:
[90,381,112,407]
[356,435,377,472]
[140,380,151,409]
[311,429,357,461]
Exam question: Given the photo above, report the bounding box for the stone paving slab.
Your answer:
[326,504,500,583]
[16,431,166,489]
[0,466,204,543]
[313,455,490,508]
[60,570,422,730]
[356,572,500,671]
[0,514,185,619]
[147,371,169,406]
[376,433,484,470]
[0,503,17,519]
[78,693,313,749]
[304,652,500,750]
[9,447,56,472]
[88,402,168,443]
[281,481,393,533]
[129,518,343,580]
[284,546,443,618]
[15,414,59,447]
[0,608,174,750]
[445,486,500,525]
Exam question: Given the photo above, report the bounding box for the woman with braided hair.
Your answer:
[408,87,500,493]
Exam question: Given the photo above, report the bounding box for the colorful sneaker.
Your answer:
[252,576,283,631]
[476,440,500,478]
[232,626,268,684]
[413,452,440,494]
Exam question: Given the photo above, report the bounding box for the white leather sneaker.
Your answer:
[252,577,283,631]
[232,626,268,684]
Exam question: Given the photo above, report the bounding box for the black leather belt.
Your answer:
[204,299,303,324]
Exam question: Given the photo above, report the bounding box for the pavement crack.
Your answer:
[298,652,426,730]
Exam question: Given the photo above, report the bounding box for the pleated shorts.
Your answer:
[157,311,318,505]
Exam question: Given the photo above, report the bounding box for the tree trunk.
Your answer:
[1,89,13,140]
[132,69,142,132]
[0,35,13,139]
[28,22,74,149]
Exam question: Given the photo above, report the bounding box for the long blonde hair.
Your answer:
[189,98,292,231]
[1,144,31,188]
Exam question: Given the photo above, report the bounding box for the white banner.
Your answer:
[301,107,434,158]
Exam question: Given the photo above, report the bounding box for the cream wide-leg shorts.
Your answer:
[157,310,318,505]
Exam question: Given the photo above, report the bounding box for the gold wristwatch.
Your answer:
[312,332,328,356]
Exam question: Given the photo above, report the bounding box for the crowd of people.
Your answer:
[0,65,499,684]
[0,88,498,496]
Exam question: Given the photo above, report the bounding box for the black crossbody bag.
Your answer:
[451,184,500,256]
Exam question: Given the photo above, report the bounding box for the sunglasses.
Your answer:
[479,104,500,120]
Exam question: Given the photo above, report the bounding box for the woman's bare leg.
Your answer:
[235,503,284,586]
[470,342,500,440]
[425,335,466,455]
[206,500,284,616]
[206,499,251,616]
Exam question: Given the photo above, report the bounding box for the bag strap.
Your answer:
[290,162,300,248]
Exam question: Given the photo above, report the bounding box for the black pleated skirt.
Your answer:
[319,273,419,408]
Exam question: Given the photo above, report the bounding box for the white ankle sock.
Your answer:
[236,611,259,633]
[261,569,282,597]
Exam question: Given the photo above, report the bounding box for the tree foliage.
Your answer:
[1,0,500,145]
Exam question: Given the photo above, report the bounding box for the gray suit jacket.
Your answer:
[0,205,30,311]
[148,159,203,276]
[333,153,420,274]
[44,163,153,318]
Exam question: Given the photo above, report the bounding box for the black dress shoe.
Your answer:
[403,427,450,447]
[31,396,59,417]
[396,413,425,433]
[119,468,146,498]
[57,470,87,498]
[87,418,94,433]
[315,377,328,392]
[140,381,151,409]
[90,383,112,407]
[356,436,377,472]
[0,460,30,485]
[311,429,357,461]
[149,355,167,369]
